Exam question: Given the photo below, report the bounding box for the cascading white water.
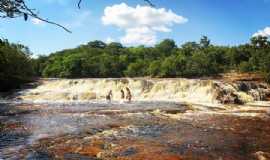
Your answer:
[18,78,218,104]
[17,78,270,104]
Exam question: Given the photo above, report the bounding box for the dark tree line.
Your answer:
[1,36,270,91]
[32,36,270,82]
[0,39,34,91]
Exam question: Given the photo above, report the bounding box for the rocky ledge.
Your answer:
[214,81,270,104]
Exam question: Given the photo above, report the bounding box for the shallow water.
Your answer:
[0,100,270,160]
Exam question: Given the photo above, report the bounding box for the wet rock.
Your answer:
[214,81,270,104]
[238,82,250,92]
[64,153,99,160]
[119,147,137,156]
[164,109,185,114]
[254,151,270,160]
[26,151,54,160]
[76,140,104,157]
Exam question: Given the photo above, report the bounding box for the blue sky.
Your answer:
[1,0,270,55]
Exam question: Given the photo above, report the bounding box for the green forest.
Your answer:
[1,36,270,91]
[0,39,34,91]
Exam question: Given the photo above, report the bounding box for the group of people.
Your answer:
[106,87,132,102]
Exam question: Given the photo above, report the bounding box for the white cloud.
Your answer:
[31,18,44,25]
[253,27,270,37]
[102,3,187,46]
[121,27,156,45]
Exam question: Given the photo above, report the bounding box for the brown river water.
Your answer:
[0,78,270,160]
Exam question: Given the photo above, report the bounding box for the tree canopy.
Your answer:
[0,39,34,91]
[1,35,270,91]
[32,36,270,83]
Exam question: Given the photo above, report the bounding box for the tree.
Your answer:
[105,42,124,55]
[106,42,123,49]
[124,60,148,77]
[147,60,161,77]
[199,36,211,48]
[250,36,270,49]
[32,55,48,76]
[180,42,199,56]
[0,39,34,91]
[8,35,268,83]
[87,40,107,49]
[160,56,177,77]
[156,39,177,56]
[61,54,83,78]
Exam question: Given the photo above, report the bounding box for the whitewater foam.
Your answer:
[16,78,270,105]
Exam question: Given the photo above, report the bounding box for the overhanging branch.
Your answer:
[0,0,155,33]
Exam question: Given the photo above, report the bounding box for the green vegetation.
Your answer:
[0,39,34,91]
[1,36,270,91]
[34,36,270,82]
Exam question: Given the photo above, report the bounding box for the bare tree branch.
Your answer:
[0,0,154,33]
[78,0,82,9]
[20,1,72,33]
[144,0,155,7]
[0,0,71,33]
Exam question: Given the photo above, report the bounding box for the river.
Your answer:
[0,78,270,160]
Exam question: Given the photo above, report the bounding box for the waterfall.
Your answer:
[18,78,270,104]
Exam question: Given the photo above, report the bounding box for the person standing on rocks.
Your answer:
[120,89,125,100]
[106,90,113,102]
[126,87,132,102]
